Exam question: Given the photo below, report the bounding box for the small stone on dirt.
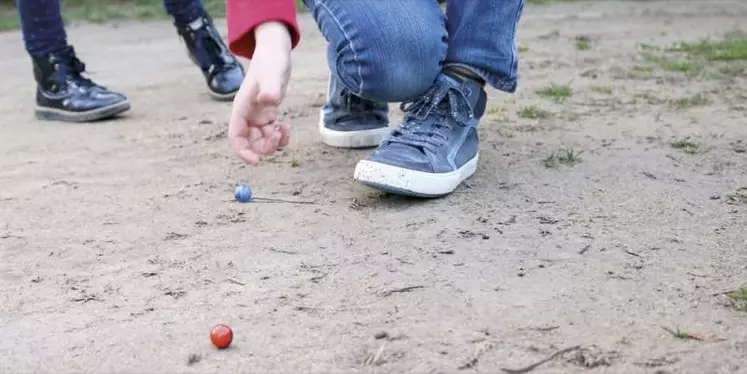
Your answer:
[374,331,389,340]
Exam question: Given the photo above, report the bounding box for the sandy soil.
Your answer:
[1,1,746,373]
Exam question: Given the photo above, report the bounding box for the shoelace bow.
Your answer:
[389,77,475,152]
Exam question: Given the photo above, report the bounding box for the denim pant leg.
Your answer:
[445,0,525,93]
[163,0,206,25]
[17,0,67,57]
[304,0,448,103]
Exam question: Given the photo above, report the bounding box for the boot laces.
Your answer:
[50,47,96,88]
[188,19,236,71]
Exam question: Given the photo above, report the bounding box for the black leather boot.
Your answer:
[32,46,130,122]
[176,15,245,101]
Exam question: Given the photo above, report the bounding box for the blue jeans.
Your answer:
[18,0,206,56]
[303,0,525,103]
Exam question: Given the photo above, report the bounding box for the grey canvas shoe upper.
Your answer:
[353,73,487,197]
[318,75,390,148]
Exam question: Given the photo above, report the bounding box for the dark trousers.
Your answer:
[18,0,206,56]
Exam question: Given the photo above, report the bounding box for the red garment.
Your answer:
[226,0,301,59]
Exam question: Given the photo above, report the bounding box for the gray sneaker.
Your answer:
[319,75,390,148]
[353,73,487,197]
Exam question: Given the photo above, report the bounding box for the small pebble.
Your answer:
[234,184,253,203]
[187,353,202,365]
[374,331,389,340]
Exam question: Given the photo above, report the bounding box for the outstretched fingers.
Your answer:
[278,123,291,149]
[232,136,261,165]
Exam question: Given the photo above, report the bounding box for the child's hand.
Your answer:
[228,22,292,165]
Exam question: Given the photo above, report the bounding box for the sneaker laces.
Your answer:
[389,76,475,153]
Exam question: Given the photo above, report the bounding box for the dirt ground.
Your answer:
[1,1,746,373]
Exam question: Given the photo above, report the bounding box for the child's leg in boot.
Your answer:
[19,0,129,122]
[164,0,245,100]
[354,0,525,197]
[304,0,448,149]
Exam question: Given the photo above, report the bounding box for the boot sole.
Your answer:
[208,90,237,101]
[35,101,131,123]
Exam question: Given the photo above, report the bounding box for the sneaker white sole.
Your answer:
[353,153,479,197]
[318,110,390,149]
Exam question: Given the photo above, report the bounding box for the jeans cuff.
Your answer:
[444,62,517,94]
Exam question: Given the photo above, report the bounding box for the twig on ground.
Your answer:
[526,325,560,332]
[622,248,642,257]
[310,273,328,283]
[501,345,581,374]
[363,342,387,366]
[686,272,708,278]
[660,326,725,341]
[665,154,681,164]
[252,197,316,204]
[578,244,591,255]
[300,262,338,269]
[226,278,245,286]
[711,287,745,296]
[379,285,425,297]
[71,294,103,303]
[269,247,299,255]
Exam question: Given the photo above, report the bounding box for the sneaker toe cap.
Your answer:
[367,143,436,173]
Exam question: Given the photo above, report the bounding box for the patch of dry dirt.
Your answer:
[1,1,746,373]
